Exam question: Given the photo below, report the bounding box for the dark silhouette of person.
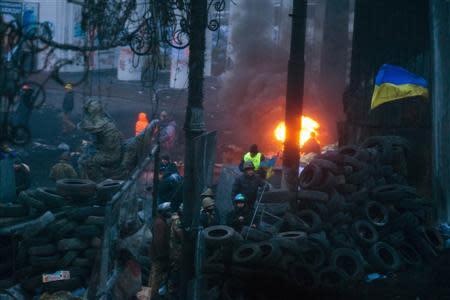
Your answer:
[302,132,321,154]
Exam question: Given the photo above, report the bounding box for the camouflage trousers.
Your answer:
[149,260,168,299]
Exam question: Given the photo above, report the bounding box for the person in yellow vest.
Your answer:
[239,144,265,172]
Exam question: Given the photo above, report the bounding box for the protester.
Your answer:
[157,167,183,212]
[239,144,265,172]
[49,152,78,182]
[168,212,183,299]
[199,196,221,228]
[226,193,252,232]
[160,154,178,176]
[135,112,149,136]
[200,187,214,199]
[159,110,177,153]
[232,161,267,209]
[62,83,76,133]
[13,84,34,127]
[149,203,171,299]
[301,132,321,154]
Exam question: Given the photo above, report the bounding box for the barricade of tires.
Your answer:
[202,136,444,298]
[0,179,122,296]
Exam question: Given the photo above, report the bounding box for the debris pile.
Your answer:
[0,179,122,296]
[203,136,444,297]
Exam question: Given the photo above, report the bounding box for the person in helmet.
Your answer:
[49,152,78,182]
[239,144,265,172]
[160,154,178,176]
[226,193,252,232]
[135,112,149,136]
[168,212,183,298]
[62,83,76,133]
[149,202,171,299]
[199,196,221,228]
[231,161,267,209]
[200,187,214,199]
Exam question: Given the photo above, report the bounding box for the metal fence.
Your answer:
[97,151,155,300]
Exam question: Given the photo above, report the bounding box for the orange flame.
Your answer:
[274,116,320,147]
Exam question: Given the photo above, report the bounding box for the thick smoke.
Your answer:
[217,0,290,152]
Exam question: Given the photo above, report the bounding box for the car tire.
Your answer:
[330,248,364,281]
[34,187,65,208]
[397,241,423,268]
[296,209,322,233]
[351,220,379,247]
[241,226,272,242]
[297,240,326,269]
[204,225,236,247]
[56,179,97,198]
[367,242,401,273]
[57,238,88,252]
[364,201,389,227]
[258,240,282,266]
[58,251,78,268]
[233,243,262,266]
[0,203,29,218]
[28,244,57,256]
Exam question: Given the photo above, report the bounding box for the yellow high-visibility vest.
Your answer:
[243,152,262,170]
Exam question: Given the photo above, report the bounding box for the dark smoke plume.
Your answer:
[218,0,290,151]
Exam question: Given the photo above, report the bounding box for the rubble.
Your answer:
[203,136,444,297]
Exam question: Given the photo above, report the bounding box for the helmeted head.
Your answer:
[60,152,71,161]
[83,97,103,115]
[200,188,214,198]
[249,144,258,155]
[243,161,255,175]
[157,202,172,218]
[161,154,170,165]
[202,197,215,210]
[138,112,148,122]
[234,193,246,208]
[79,97,108,132]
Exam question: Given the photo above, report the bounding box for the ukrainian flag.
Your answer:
[260,156,278,179]
[371,64,429,110]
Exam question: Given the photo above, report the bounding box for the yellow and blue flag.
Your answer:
[371,64,429,110]
[260,156,278,179]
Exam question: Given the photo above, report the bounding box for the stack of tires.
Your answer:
[202,136,444,298]
[0,179,122,296]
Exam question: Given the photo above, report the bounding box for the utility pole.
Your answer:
[283,0,307,195]
[430,0,450,223]
[181,0,208,298]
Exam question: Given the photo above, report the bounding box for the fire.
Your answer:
[274,116,320,147]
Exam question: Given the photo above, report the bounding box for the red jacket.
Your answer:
[150,215,170,261]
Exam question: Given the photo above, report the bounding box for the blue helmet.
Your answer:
[234,193,246,202]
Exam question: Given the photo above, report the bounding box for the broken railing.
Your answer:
[97,146,157,300]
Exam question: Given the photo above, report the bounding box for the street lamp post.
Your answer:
[283,0,308,196]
